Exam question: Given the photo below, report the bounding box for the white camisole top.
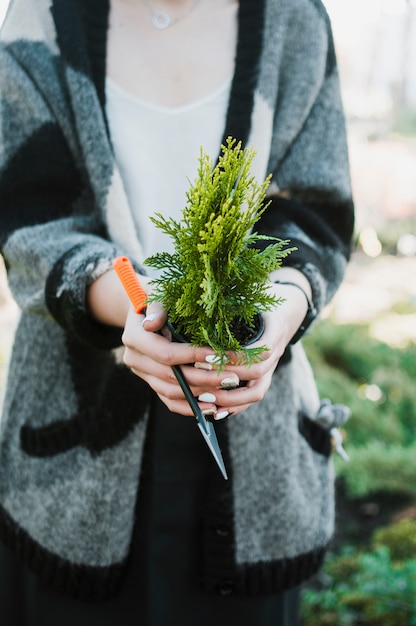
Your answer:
[105,77,232,267]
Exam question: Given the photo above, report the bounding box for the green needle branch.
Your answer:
[145,137,296,369]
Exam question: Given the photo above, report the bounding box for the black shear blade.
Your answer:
[171,364,228,480]
[197,413,228,480]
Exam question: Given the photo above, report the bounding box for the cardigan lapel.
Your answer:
[49,0,115,213]
[50,0,266,152]
[47,0,267,235]
[221,0,266,148]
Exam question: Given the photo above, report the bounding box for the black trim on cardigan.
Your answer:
[0,123,83,248]
[20,415,84,457]
[51,0,91,76]
[220,0,266,148]
[232,545,327,595]
[0,491,327,601]
[201,420,237,593]
[201,417,329,596]
[80,0,267,150]
[64,336,151,453]
[0,505,126,601]
[45,244,124,351]
[298,414,332,457]
[256,195,354,261]
[79,0,267,150]
[203,512,328,595]
[20,336,150,457]
[82,0,111,112]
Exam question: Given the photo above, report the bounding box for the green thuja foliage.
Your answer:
[145,138,294,368]
[301,544,416,625]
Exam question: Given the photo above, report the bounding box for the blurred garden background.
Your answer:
[1,1,416,623]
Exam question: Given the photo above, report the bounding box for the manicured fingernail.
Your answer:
[202,409,216,421]
[205,355,222,365]
[194,361,213,371]
[142,313,157,325]
[198,392,217,403]
[220,377,239,389]
[215,410,229,421]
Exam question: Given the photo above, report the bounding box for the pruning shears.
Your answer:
[113,256,228,480]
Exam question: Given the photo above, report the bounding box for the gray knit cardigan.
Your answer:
[0,0,354,601]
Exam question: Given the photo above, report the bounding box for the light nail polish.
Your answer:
[142,313,157,325]
[198,392,217,403]
[220,377,239,389]
[215,410,229,421]
[205,355,222,365]
[194,362,213,371]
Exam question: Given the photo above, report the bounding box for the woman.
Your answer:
[0,0,354,624]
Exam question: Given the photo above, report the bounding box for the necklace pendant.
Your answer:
[152,11,171,29]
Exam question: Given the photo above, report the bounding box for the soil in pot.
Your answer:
[166,312,265,350]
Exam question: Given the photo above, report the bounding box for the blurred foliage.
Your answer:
[301,518,416,626]
[302,546,416,625]
[376,216,416,253]
[303,319,416,498]
[342,443,416,497]
[373,519,416,562]
[394,108,416,138]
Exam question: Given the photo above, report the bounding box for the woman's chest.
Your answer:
[107,1,238,108]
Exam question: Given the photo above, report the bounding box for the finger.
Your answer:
[125,327,217,368]
[123,313,187,367]
[142,301,168,332]
[135,371,218,418]
[212,372,274,412]
[130,369,193,413]
[214,398,259,419]
[124,336,229,405]
[179,364,240,390]
[125,349,178,384]
[128,356,219,406]
[215,360,268,384]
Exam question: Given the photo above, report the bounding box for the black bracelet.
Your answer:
[274,280,317,344]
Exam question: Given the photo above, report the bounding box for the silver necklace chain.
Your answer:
[142,0,201,30]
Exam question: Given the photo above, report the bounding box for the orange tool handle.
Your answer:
[113,256,147,314]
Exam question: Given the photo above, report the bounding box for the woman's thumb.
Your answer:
[141,302,167,332]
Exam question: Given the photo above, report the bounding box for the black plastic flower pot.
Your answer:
[165,313,265,386]
[166,312,264,349]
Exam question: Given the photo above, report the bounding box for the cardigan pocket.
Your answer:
[19,367,151,458]
[16,320,152,459]
[19,401,147,458]
[298,399,351,458]
[19,399,150,458]
[298,412,332,457]
[20,411,89,457]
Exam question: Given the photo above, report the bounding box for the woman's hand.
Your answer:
[88,267,312,419]
[87,269,237,416]
[122,304,232,416]
[204,278,310,418]
[123,273,311,419]
[196,266,312,419]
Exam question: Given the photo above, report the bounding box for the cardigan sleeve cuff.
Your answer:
[45,240,143,350]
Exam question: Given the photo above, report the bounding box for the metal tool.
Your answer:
[113,256,228,480]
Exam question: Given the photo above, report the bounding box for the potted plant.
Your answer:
[145,138,295,370]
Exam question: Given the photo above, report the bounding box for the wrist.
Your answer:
[273,280,317,344]
[87,269,136,327]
